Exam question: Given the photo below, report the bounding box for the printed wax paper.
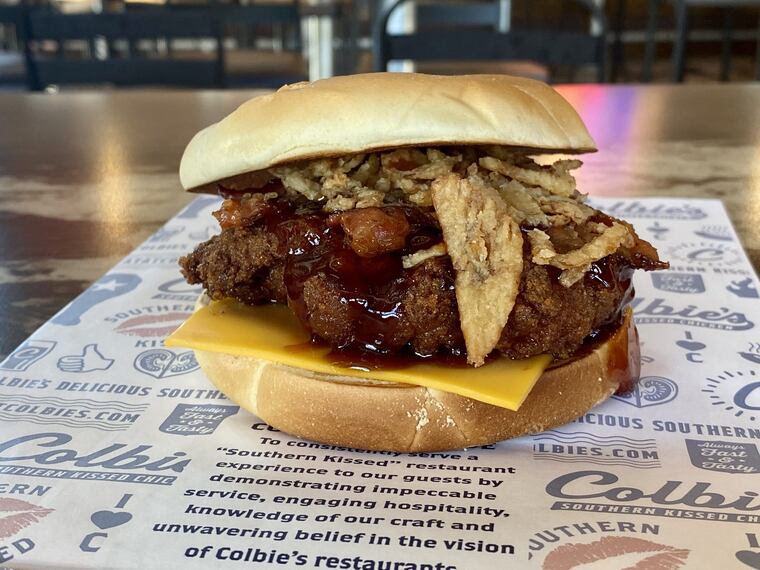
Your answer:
[1,197,759,570]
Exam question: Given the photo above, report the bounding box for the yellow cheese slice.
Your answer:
[165,299,551,411]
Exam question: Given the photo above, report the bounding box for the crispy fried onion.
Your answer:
[269,147,587,215]
[261,146,652,364]
[271,146,639,292]
[272,148,461,212]
[402,242,448,269]
[479,155,581,198]
[432,174,523,367]
[527,222,635,287]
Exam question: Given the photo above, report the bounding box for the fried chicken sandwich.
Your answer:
[167,73,667,452]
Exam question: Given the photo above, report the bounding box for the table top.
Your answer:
[1,83,759,358]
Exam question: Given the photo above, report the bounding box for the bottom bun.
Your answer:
[193,298,639,452]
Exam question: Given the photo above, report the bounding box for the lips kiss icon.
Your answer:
[0,498,54,539]
[543,536,690,569]
[115,313,190,338]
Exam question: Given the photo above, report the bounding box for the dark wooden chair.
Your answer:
[0,5,28,87]
[372,0,608,83]
[23,9,225,90]
[219,3,306,87]
[119,1,305,87]
[0,5,25,47]
[643,0,760,82]
[220,4,301,37]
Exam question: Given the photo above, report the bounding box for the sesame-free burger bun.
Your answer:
[179,73,596,191]
[191,298,637,453]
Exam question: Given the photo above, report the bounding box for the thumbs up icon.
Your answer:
[57,344,115,373]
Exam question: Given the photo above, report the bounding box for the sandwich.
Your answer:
[167,73,667,452]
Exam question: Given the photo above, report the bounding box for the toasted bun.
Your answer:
[192,299,638,452]
[180,73,596,191]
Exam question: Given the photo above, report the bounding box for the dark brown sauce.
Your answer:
[616,314,641,394]
[586,258,638,395]
[250,200,444,356]
[587,259,634,291]
[547,316,620,370]
[223,196,638,369]
[327,344,469,372]
[285,325,469,372]
[548,309,639,395]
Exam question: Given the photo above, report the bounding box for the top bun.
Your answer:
[179,73,596,191]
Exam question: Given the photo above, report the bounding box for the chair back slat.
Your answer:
[0,6,24,25]
[34,58,220,87]
[386,29,600,67]
[24,9,225,89]
[220,5,299,24]
[374,0,608,83]
[17,1,307,90]
[28,11,220,41]
[415,3,499,27]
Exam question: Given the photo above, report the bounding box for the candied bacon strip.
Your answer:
[617,220,669,271]
[330,207,411,258]
[588,213,668,271]
[213,194,275,230]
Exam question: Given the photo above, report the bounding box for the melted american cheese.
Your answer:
[165,299,550,411]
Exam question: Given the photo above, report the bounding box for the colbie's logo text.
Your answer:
[603,201,707,220]
[631,298,753,331]
[546,470,760,523]
[0,433,189,485]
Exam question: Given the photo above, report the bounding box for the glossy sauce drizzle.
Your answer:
[254,200,445,355]
[219,194,638,369]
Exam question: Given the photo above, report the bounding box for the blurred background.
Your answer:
[0,0,758,90]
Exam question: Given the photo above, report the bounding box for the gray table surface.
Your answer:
[1,83,759,358]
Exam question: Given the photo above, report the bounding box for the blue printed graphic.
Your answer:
[668,242,741,266]
[134,349,199,379]
[159,404,239,436]
[0,432,190,485]
[704,369,760,422]
[81,494,134,552]
[153,278,203,302]
[0,394,146,432]
[176,196,220,219]
[597,201,707,220]
[739,343,760,365]
[675,331,706,363]
[685,439,760,475]
[0,431,191,485]
[533,431,661,469]
[630,298,754,331]
[91,510,132,530]
[57,344,115,373]
[0,340,57,371]
[727,278,759,299]
[189,225,216,241]
[736,550,760,568]
[646,221,669,240]
[694,225,732,242]
[148,226,184,243]
[52,274,142,326]
[651,273,705,294]
[612,376,678,408]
